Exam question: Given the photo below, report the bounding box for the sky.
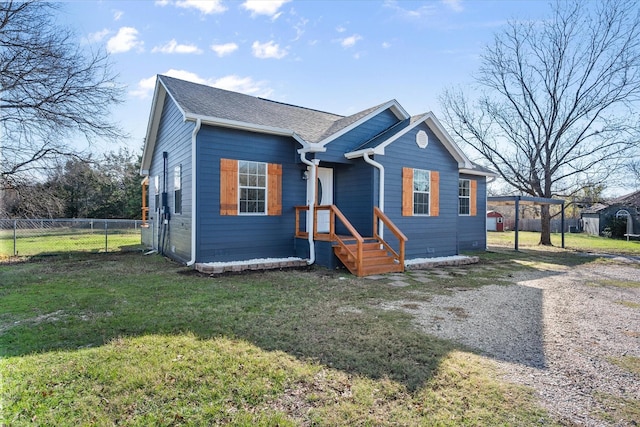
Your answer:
[58,0,554,156]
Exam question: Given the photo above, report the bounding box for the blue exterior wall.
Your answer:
[378,122,461,259]
[195,125,307,262]
[148,96,193,262]
[333,162,375,236]
[317,109,400,163]
[457,173,487,252]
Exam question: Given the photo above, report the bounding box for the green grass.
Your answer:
[487,231,640,255]
[0,251,568,426]
[608,356,640,376]
[0,230,142,258]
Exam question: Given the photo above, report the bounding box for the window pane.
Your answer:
[414,193,429,215]
[459,197,470,215]
[239,161,248,174]
[459,179,470,196]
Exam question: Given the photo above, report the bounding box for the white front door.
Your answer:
[316,167,334,233]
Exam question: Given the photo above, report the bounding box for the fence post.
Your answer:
[13,219,17,256]
[105,221,108,253]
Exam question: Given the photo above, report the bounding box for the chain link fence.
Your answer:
[0,219,148,257]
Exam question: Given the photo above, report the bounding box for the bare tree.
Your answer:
[440,0,640,245]
[0,1,125,188]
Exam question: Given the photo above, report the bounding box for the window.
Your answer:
[220,159,281,216]
[174,165,182,214]
[459,179,470,215]
[413,169,431,215]
[402,168,439,217]
[238,160,267,214]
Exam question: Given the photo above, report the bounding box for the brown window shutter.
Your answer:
[470,179,477,216]
[430,171,440,217]
[268,163,282,216]
[220,158,238,215]
[402,167,413,216]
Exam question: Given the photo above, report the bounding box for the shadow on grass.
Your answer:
[0,249,604,391]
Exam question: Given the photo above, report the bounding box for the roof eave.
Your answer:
[140,76,188,175]
[184,113,309,146]
[459,167,498,178]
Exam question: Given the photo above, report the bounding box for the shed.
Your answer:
[486,211,504,232]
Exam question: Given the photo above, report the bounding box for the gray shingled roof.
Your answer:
[159,75,388,144]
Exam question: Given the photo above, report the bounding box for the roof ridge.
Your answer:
[257,97,344,118]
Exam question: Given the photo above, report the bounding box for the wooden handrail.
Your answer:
[324,205,364,274]
[373,207,407,268]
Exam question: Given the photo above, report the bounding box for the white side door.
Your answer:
[316,167,334,233]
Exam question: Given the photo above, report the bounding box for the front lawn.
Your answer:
[0,251,578,426]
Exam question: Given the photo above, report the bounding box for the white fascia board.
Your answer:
[344,148,375,159]
[184,113,308,146]
[140,79,167,173]
[459,167,498,178]
[140,77,189,174]
[317,100,410,148]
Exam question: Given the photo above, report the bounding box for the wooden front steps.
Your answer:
[333,238,404,277]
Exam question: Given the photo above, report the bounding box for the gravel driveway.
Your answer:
[380,257,640,426]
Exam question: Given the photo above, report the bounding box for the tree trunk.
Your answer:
[540,204,552,245]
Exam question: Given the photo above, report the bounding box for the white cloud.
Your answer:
[113,9,124,21]
[107,27,143,54]
[382,41,391,49]
[442,0,464,12]
[155,0,170,6]
[242,0,290,17]
[252,40,287,59]
[130,69,272,99]
[383,0,437,20]
[175,0,227,14]
[87,28,110,43]
[336,25,346,33]
[152,39,202,54]
[340,34,362,48]
[211,42,239,57]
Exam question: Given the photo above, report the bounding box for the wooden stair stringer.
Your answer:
[333,238,403,277]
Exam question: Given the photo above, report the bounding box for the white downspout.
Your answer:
[299,152,319,265]
[363,152,384,240]
[186,118,202,266]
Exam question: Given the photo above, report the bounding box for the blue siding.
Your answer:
[457,174,488,252]
[148,96,193,262]
[317,109,400,163]
[333,163,374,236]
[379,123,460,259]
[196,126,307,263]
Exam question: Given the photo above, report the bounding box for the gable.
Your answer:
[316,107,404,163]
[345,112,474,170]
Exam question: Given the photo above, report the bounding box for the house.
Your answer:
[581,190,640,238]
[140,75,495,276]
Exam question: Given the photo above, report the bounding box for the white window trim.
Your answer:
[459,178,471,216]
[237,160,268,216]
[413,168,431,216]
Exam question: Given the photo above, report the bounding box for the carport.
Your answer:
[487,196,566,250]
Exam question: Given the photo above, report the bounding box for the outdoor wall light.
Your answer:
[301,170,309,180]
